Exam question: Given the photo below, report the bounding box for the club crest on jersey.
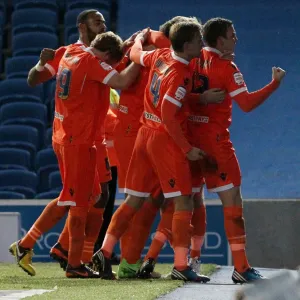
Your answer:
[100,61,113,71]
[233,72,244,85]
[175,86,186,101]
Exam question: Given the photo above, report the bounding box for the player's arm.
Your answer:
[189,89,226,105]
[106,62,140,90]
[227,64,286,112]
[147,30,171,48]
[27,47,66,87]
[90,58,140,90]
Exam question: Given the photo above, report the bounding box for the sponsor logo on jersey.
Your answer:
[119,105,128,114]
[188,115,209,123]
[144,111,162,123]
[233,72,244,85]
[175,86,186,101]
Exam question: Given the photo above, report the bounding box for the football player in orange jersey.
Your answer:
[93,22,212,282]
[22,10,138,271]
[115,16,207,280]
[9,31,141,278]
[188,18,285,283]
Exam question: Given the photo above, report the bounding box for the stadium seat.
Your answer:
[68,33,79,45]
[45,128,53,148]
[12,32,59,56]
[49,170,62,190]
[14,0,58,12]
[0,9,4,29]
[0,191,26,199]
[0,79,43,106]
[0,125,39,162]
[36,148,59,192]
[0,170,38,199]
[12,9,58,36]
[0,103,47,148]
[66,0,110,11]
[0,148,31,171]
[34,190,60,199]
[5,56,39,79]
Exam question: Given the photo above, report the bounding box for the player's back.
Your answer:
[189,47,243,134]
[142,48,191,131]
[53,44,110,146]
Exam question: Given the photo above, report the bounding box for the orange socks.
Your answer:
[20,198,67,249]
[81,206,104,263]
[68,206,88,267]
[224,206,250,273]
[190,206,206,259]
[145,201,174,261]
[121,201,158,264]
[101,202,137,258]
[172,211,193,271]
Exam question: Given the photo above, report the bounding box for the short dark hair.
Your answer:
[169,21,202,52]
[202,18,233,47]
[91,31,123,63]
[159,16,200,38]
[76,9,98,26]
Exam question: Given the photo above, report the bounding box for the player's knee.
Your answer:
[93,183,110,208]
[174,195,193,211]
[125,194,144,210]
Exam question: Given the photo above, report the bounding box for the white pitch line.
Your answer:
[0,289,54,299]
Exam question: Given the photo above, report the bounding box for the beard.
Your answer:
[87,26,105,44]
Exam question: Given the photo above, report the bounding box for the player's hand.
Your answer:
[202,88,226,104]
[123,30,141,48]
[221,51,235,61]
[40,48,55,66]
[272,67,286,82]
[135,27,150,44]
[186,147,206,161]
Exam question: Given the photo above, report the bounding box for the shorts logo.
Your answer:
[69,188,75,197]
[169,179,176,188]
[220,173,227,181]
[100,61,113,71]
[175,87,186,101]
[105,157,111,171]
[233,72,244,85]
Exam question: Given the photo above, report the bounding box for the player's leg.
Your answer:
[56,144,98,278]
[138,198,174,278]
[147,131,210,282]
[206,149,265,283]
[92,127,157,279]
[190,187,206,274]
[9,142,69,276]
[81,142,111,264]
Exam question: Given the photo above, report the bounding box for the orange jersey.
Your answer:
[48,44,117,146]
[116,30,171,136]
[188,47,248,135]
[140,48,192,131]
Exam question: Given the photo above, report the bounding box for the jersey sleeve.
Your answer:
[225,62,248,98]
[147,30,171,48]
[115,50,131,72]
[89,58,118,84]
[163,73,191,108]
[44,46,67,76]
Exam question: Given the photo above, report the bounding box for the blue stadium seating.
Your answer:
[35,148,59,192]
[14,0,58,12]
[68,33,79,44]
[0,79,43,106]
[0,148,31,171]
[0,170,38,199]
[0,125,39,162]
[12,9,58,36]
[35,190,60,199]
[49,170,62,190]
[67,0,110,10]
[0,103,47,147]
[12,32,59,56]
[45,128,53,148]
[0,191,26,199]
[5,56,39,79]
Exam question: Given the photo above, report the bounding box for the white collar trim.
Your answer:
[171,52,189,65]
[204,47,222,56]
